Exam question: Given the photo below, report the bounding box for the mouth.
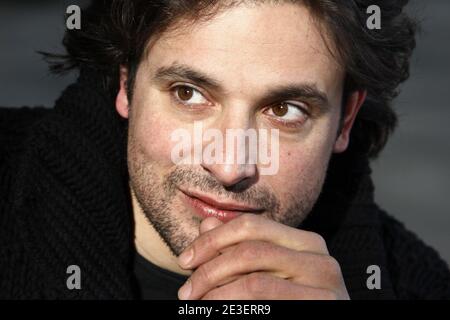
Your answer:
[179,189,265,223]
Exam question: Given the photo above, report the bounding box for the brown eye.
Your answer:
[172,85,210,107]
[264,101,309,127]
[177,86,194,101]
[272,103,289,117]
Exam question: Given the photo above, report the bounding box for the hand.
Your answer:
[177,214,350,300]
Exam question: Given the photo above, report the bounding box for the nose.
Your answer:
[201,159,257,189]
[200,115,258,189]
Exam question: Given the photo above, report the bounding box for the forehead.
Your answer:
[145,3,344,99]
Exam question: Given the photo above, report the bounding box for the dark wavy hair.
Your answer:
[44,0,417,159]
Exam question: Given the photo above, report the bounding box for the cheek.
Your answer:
[128,92,179,168]
[268,122,337,200]
[276,146,327,190]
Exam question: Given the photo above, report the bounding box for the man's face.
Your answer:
[118,3,354,256]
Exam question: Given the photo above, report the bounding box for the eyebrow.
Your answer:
[152,62,331,112]
[153,63,222,91]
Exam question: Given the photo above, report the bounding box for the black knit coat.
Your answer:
[1,68,449,299]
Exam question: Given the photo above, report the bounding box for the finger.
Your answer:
[179,240,341,300]
[184,217,226,270]
[178,213,328,269]
[199,217,223,234]
[199,272,340,300]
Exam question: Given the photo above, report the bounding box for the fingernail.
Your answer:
[178,247,194,267]
[178,279,192,300]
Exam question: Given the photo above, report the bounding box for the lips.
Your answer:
[180,189,264,223]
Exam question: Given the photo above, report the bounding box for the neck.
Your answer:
[131,187,192,276]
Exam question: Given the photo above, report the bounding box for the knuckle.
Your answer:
[200,231,217,251]
[238,214,258,236]
[195,263,215,286]
[306,232,327,251]
[319,255,344,289]
[314,233,327,248]
[323,255,342,276]
[244,273,269,297]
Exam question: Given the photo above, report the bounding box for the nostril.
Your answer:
[200,163,212,173]
[224,177,253,193]
[201,160,258,190]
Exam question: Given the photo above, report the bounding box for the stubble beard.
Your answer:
[128,135,329,257]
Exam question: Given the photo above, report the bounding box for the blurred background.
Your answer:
[0,0,449,264]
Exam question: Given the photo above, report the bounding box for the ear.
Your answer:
[333,89,367,153]
[115,66,130,119]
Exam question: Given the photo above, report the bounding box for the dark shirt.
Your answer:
[134,252,188,300]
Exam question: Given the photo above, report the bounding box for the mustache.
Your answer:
[165,166,280,213]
